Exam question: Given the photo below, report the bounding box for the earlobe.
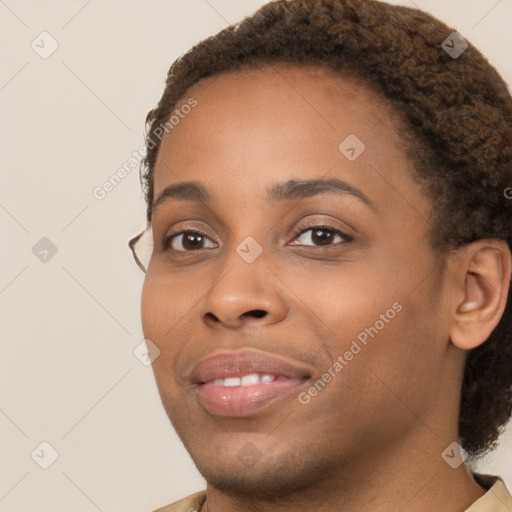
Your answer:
[450,241,511,351]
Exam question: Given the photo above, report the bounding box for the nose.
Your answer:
[201,258,288,330]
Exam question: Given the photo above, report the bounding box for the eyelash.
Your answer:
[162,224,353,253]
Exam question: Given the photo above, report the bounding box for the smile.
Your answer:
[190,350,312,416]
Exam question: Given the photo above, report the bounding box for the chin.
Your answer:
[190,445,338,499]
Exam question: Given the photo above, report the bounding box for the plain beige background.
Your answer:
[1,1,511,511]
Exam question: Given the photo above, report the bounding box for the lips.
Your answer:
[190,350,311,416]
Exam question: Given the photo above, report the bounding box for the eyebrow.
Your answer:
[152,178,374,212]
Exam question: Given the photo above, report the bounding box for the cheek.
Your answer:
[347,275,448,418]
[141,275,168,340]
[288,260,404,341]
[140,273,190,371]
[141,270,213,387]
[298,252,444,381]
[140,275,191,405]
[141,270,199,338]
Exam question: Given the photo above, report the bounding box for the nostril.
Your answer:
[205,312,220,322]
[246,309,266,318]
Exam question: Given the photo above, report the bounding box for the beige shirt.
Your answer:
[151,474,512,512]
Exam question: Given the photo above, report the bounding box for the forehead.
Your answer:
[194,64,383,106]
[152,63,425,217]
[160,64,398,147]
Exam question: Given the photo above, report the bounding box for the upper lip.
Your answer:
[190,349,312,384]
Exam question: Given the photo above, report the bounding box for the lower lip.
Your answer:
[196,379,306,416]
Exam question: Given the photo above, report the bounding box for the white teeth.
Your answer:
[223,377,241,387]
[210,373,278,386]
[241,373,260,386]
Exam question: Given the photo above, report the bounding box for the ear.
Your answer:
[449,239,511,350]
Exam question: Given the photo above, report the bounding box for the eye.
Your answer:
[289,225,352,247]
[163,230,218,252]
[162,224,352,253]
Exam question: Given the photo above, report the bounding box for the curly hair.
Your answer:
[139,0,512,458]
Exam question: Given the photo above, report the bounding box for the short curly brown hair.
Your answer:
[139,0,512,458]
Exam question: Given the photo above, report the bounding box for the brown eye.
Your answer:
[164,230,217,252]
[290,226,352,247]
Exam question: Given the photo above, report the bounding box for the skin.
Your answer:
[141,64,511,512]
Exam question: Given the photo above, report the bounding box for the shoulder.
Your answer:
[149,490,207,512]
[466,473,512,511]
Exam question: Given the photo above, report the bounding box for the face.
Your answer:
[141,65,453,496]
